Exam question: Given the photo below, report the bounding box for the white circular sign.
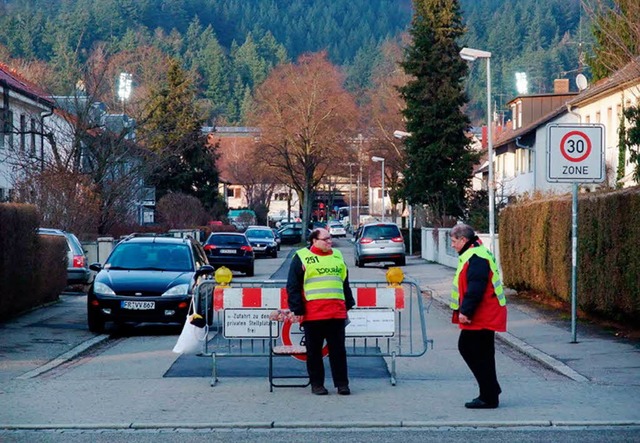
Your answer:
[546,124,605,183]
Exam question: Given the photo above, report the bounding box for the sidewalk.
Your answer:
[1,254,639,429]
[401,255,640,386]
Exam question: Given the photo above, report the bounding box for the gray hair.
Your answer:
[450,223,475,240]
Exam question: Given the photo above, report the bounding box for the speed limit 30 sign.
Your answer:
[547,123,605,183]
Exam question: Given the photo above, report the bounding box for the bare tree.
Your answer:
[582,0,640,80]
[362,38,411,222]
[5,46,168,234]
[248,52,358,238]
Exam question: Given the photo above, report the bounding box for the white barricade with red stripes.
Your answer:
[194,279,431,386]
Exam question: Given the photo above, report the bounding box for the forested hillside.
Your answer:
[0,0,589,124]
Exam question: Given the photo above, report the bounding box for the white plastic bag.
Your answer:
[172,300,208,354]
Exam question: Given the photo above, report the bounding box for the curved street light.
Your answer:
[460,47,495,255]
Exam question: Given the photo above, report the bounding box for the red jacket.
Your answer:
[286,245,355,322]
[455,248,507,332]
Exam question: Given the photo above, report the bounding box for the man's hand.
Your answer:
[459,313,472,324]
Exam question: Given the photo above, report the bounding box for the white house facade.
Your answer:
[490,63,640,203]
[0,64,59,200]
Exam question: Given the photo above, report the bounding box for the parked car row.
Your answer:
[85,225,284,332]
[83,220,406,333]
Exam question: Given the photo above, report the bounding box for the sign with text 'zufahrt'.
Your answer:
[546,123,605,183]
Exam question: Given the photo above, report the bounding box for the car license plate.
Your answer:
[220,249,236,254]
[254,246,266,251]
[121,300,155,310]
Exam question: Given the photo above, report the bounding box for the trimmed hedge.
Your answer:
[500,187,640,323]
[0,203,66,321]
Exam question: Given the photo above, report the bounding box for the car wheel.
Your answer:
[396,257,406,266]
[271,250,278,258]
[246,265,255,277]
[87,308,105,333]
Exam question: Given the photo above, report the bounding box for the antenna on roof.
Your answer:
[576,73,588,91]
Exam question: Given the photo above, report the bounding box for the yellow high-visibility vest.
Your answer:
[450,245,505,309]
[296,248,346,301]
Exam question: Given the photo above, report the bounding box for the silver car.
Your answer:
[353,222,406,267]
[328,221,347,238]
[38,228,91,285]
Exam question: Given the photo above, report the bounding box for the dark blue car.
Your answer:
[87,234,213,333]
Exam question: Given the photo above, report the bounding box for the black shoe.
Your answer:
[337,386,351,395]
[311,385,328,395]
[465,398,498,409]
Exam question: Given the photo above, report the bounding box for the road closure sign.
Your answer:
[547,123,605,183]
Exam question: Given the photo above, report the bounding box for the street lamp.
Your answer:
[117,72,133,113]
[346,162,356,229]
[393,129,414,255]
[371,156,385,222]
[460,47,495,255]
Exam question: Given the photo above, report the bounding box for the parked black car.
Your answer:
[277,226,301,244]
[203,232,255,276]
[86,234,213,333]
[38,228,91,285]
[244,226,278,258]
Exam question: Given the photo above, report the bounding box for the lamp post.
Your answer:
[393,129,413,255]
[346,162,356,229]
[460,47,495,254]
[371,156,385,222]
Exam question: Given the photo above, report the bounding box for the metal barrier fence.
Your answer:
[193,279,433,387]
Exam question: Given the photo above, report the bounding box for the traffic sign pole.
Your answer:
[546,124,605,343]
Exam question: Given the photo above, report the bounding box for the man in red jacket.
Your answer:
[287,228,355,395]
[450,224,507,409]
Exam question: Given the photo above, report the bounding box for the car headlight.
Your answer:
[162,284,190,297]
[93,282,116,296]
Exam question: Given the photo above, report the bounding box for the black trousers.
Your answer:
[458,329,502,404]
[303,319,349,388]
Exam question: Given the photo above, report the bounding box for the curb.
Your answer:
[2,420,640,430]
[16,334,109,380]
[416,280,589,383]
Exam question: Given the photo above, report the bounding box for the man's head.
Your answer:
[310,228,333,252]
[450,224,476,253]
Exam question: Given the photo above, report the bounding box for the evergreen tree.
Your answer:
[142,59,220,210]
[399,0,479,225]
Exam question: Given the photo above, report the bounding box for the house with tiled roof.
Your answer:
[0,63,58,200]
[489,60,640,204]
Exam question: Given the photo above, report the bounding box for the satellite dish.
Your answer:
[576,74,588,91]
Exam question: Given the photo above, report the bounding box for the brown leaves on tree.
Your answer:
[248,51,359,226]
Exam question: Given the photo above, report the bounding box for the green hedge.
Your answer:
[500,187,640,323]
[0,203,66,321]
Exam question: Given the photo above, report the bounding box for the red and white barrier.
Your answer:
[212,286,405,311]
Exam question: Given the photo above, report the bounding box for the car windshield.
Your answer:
[106,243,193,272]
[364,225,401,239]
[209,235,247,246]
[246,229,273,239]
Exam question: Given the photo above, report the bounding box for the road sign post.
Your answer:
[546,123,605,343]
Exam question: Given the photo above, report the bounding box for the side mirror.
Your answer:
[196,264,215,277]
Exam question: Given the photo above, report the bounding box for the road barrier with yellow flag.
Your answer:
[193,267,433,387]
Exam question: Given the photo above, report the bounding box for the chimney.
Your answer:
[554,79,570,94]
